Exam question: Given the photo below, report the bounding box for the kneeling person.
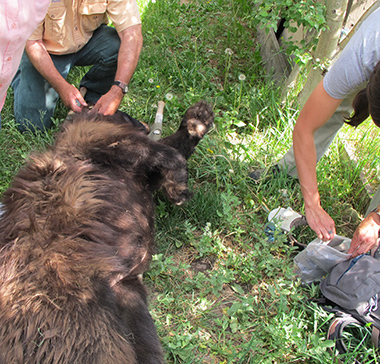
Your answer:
[11,0,143,132]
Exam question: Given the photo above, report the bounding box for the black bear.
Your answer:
[0,101,214,364]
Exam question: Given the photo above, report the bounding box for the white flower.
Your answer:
[165,93,173,100]
[238,74,246,81]
[151,0,156,3]
[148,78,154,84]
[225,48,233,55]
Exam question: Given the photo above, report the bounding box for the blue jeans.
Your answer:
[11,25,120,132]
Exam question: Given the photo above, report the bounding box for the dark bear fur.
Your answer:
[0,101,214,364]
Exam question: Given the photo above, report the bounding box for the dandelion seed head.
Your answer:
[225,48,233,55]
[238,74,246,81]
[280,189,288,198]
[165,93,173,100]
[148,78,154,84]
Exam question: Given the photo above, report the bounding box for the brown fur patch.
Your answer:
[0,102,214,364]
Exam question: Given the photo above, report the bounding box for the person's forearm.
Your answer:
[291,81,343,240]
[293,125,321,211]
[294,81,343,210]
[25,39,86,111]
[91,24,143,115]
[25,40,68,93]
[113,24,143,86]
[293,121,336,240]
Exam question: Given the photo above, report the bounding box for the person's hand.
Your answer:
[305,203,336,241]
[348,212,380,257]
[58,83,87,112]
[90,86,124,115]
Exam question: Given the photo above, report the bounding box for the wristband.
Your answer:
[113,81,129,94]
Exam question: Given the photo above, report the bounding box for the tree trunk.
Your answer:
[296,0,349,108]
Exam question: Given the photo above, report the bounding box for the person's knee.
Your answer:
[98,30,120,68]
[102,25,121,50]
[94,25,121,60]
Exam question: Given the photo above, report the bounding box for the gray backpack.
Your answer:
[320,253,380,361]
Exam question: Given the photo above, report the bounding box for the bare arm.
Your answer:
[25,39,86,112]
[293,80,343,241]
[91,24,143,115]
[296,81,380,254]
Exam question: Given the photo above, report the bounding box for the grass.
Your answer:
[1,0,380,362]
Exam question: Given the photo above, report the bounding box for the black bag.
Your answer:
[320,254,380,361]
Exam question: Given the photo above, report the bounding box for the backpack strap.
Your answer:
[327,314,363,364]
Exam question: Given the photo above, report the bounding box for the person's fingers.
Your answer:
[75,96,87,108]
[316,224,335,242]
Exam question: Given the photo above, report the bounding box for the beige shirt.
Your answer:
[29,0,141,55]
